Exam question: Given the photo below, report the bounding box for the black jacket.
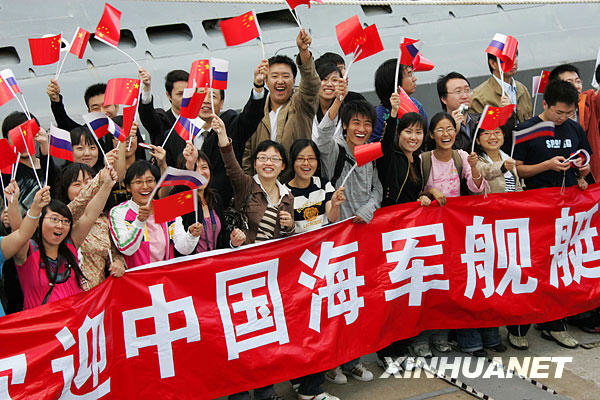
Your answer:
[377,116,424,206]
[138,96,177,146]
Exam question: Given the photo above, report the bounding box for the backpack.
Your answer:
[330,144,354,187]
[421,150,472,196]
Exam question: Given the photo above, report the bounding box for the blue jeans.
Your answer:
[457,328,501,352]
[342,357,360,371]
[291,372,325,396]
[412,329,448,346]
[228,385,274,400]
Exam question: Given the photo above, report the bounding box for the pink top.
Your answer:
[423,150,486,198]
[146,214,167,262]
[17,240,82,310]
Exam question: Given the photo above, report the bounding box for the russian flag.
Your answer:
[82,111,126,142]
[485,33,506,58]
[566,149,590,168]
[210,58,229,90]
[158,167,207,190]
[174,116,202,142]
[400,38,420,66]
[0,69,21,95]
[513,121,555,145]
[179,88,206,119]
[49,125,74,161]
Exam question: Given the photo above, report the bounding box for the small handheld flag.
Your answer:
[485,33,518,73]
[95,3,121,47]
[400,38,420,66]
[180,88,206,119]
[83,112,126,142]
[188,59,210,89]
[339,142,383,189]
[69,27,91,59]
[104,78,140,106]
[0,139,18,171]
[147,167,208,206]
[28,34,61,65]
[174,116,202,142]
[397,87,419,116]
[479,104,515,131]
[49,125,74,161]
[8,119,38,154]
[412,53,435,72]
[354,25,383,62]
[0,69,21,95]
[210,58,229,90]
[152,190,196,224]
[512,120,555,146]
[286,0,323,9]
[335,15,366,56]
[0,75,15,107]
[566,149,591,168]
[219,11,260,46]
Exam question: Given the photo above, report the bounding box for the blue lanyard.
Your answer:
[201,208,217,251]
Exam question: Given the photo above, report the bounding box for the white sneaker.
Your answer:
[325,367,347,384]
[376,355,402,375]
[298,392,341,400]
[401,356,417,371]
[348,363,373,382]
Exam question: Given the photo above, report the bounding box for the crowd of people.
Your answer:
[1,27,600,400]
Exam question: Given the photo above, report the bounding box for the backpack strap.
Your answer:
[331,144,351,187]
[421,151,432,186]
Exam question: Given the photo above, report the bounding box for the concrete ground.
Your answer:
[217,326,600,400]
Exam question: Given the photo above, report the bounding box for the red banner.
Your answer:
[2,185,600,399]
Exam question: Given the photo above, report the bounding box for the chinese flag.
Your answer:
[286,0,323,9]
[336,15,366,55]
[153,190,196,224]
[479,104,515,130]
[219,11,260,46]
[354,24,383,62]
[538,70,550,94]
[0,139,18,171]
[28,34,61,65]
[122,105,136,139]
[397,87,419,116]
[69,27,91,59]
[8,119,39,154]
[500,35,518,73]
[0,76,15,107]
[354,142,382,167]
[95,3,121,47]
[104,78,140,106]
[180,88,207,119]
[412,53,435,72]
[188,59,210,89]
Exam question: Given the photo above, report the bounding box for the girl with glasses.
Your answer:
[109,160,174,268]
[13,167,117,309]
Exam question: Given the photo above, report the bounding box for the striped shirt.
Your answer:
[255,205,278,242]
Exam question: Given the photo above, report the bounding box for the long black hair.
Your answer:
[70,126,104,173]
[55,163,96,204]
[34,200,85,287]
[396,112,427,183]
[288,139,322,183]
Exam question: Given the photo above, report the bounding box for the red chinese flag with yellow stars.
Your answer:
[8,119,38,154]
[153,190,196,224]
[95,3,121,47]
[219,11,260,46]
[28,34,61,65]
[188,59,210,89]
[69,27,91,59]
[104,78,140,106]
[336,15,366,56]
[479,104,515,130]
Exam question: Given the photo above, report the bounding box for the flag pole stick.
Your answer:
[146,171,167,207]
[161,116,180,148]
[12,158,19,181]
[285,3,302,29]
[55,52,68,81]
[97,36,140,68]
[54,32,64,80]
[532,93,539,119]
[44,146,50,187]
[209,61,215,115]
[0,172,7,209]
[497,56,505,97]
[85,122,109,166]
[253,11,266,60]
[394,43,403,92]
[19,129,42,189]
[3,76,30,119]
[107,247,113,266]
[193,188,198,225]
[339,163,357,189]
[471,105,488,154]
[19,95,32,121]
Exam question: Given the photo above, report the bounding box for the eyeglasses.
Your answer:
[130,178,156,186]
[480,130,503,137]
[256,155,283,164]
[296,156,317,163]
[448,87,471,96]
[44,216,71,226]
[434,127,456,134]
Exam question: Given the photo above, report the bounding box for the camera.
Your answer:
[458,104,469,114]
